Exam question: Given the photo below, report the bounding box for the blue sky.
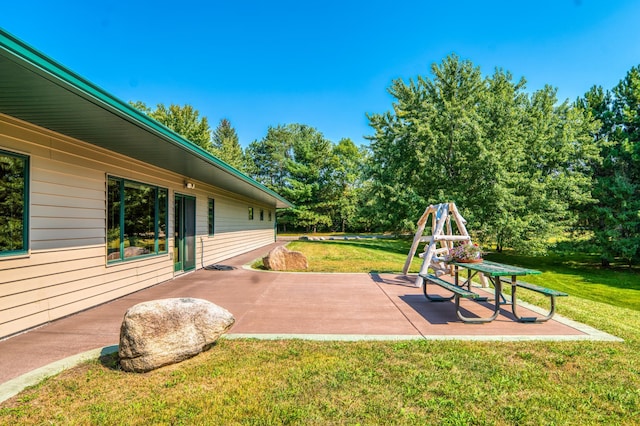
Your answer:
[3,1,640,147]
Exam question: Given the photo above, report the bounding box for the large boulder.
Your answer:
[119,298,235,372]
[262,246,308,271]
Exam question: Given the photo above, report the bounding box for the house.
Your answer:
[0,29,292,339]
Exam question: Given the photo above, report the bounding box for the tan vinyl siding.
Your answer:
[0,113,279,339]
[0,245,174,338]
[193,187,275,268]
[201,229,274,267]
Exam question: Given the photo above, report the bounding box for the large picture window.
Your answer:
[0,150,28,255]
[107,176,167,262]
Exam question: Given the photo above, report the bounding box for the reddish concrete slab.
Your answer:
[375,274,585,336]
[0,241,616,387]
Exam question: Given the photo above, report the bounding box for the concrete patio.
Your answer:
[0,241,620,401]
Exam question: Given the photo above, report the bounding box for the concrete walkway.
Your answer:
[0,241,621,402]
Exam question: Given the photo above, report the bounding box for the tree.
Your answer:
[366,55,489,232]
[507,86,599,253]
[579,67,640,266]
[275,124,334,232]
[130,101,212,152]
[366,54,598,252]
[245,124,368,232]
[244,125,293,190]
[211,118,245,171]
[326,138,366,232]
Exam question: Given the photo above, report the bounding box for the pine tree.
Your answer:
[580,67,640,265]
[212,119,245,171]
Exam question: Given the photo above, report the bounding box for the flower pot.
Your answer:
[457,258,483,264]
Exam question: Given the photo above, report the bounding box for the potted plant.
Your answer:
[446,243,483,263]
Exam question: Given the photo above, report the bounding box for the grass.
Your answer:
[254,238,422,273]
[2,239,640,425]
[484,250,640,311]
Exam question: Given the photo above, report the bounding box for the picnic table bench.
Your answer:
[498,277,568,322]
[419,273,491,323]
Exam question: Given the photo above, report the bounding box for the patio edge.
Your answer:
[0,345,119,404]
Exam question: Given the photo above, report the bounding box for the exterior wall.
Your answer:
[0,114,276,339]
[197,195,275,268]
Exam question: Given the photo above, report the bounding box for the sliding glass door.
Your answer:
[174,194,196,272]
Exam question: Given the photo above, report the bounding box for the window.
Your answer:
[208,198,215,235]
[107,176,167,262]
[248,207,254,220]
[0,150,28,255]
[268,210,272,221]
[260,209,264,221]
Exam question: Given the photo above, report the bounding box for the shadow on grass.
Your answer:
[99,348,120,371]
[291,238,417,257]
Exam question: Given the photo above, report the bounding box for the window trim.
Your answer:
[208,198,215,236]
[0,149,29,256]
[106,175,168,263]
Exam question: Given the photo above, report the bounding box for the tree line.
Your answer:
[131,54,640,266]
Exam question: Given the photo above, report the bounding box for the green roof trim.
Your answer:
[0,27,292,209]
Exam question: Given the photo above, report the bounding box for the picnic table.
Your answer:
[421,260,566,323]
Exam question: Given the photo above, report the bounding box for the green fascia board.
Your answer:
[0,27,293,209]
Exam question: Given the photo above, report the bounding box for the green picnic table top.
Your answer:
[449,260,541,277]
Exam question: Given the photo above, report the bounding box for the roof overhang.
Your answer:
[0,28,292,209]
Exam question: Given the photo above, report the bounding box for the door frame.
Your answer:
[174,193,196,273]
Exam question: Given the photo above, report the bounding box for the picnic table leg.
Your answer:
[490,276,502,318]
[467,270,488,302]
[496,276,512,306]
[455,266,476,291]
[466,268,472,291]
[455,266,488,301]
[453,275,500,323]
[454,293,500,323]
[511,280,558,323]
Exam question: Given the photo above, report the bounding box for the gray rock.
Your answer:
[119,298,235,372]
[262,246,308,271]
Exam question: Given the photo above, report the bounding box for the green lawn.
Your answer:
[2,239,640,425]
[287,238,422,273]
